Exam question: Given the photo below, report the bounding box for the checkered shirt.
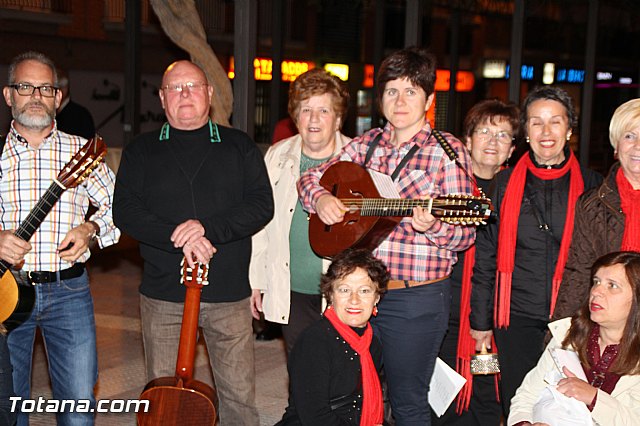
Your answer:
[0,122,120,272]
[297,122,476,281]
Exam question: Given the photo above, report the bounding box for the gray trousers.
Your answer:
[140,294,259,426]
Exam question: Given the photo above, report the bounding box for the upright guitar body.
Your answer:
[309,161,492,257]
[137,258,217,426]
[0,136,107,332]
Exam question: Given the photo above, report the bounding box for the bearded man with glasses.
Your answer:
[1,51,120,426]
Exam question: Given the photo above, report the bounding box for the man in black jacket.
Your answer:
[55,68,96,140]
[113,60,274,425]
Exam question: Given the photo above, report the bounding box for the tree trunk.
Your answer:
[150,0,233,126]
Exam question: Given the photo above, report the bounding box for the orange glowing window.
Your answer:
[228,57,315,82]
[434,70,475,92]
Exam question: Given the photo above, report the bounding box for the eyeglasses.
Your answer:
[162,82,208,94]
[334,286,377,299]
[473,128,514,145]
[10,83,58,98]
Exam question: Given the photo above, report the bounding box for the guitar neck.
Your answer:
[340,197,434,217]
[0,181,65,276]
[175,285,202,382]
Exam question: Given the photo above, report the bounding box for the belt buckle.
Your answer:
[26,270,40,285]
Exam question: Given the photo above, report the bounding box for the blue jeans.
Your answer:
[7,271,97,426]
[372,280,450,426]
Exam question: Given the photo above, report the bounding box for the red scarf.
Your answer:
[455,245,476,412]
[495,151,583,328]
[456,244,499,413]
[323,306,383,426]
[616,168,640,252]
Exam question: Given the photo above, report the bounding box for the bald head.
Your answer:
[159,60,213,130]
[162,61,205,84]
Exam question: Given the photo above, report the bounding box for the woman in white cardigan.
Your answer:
[509,251,640,426]
[249,69,351,354]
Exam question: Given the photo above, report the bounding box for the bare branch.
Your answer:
[150,0,233,125]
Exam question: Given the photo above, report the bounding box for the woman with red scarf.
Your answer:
[433,99,518,426]
[509,251,640,426]
[553,98,640,321]
[470,86,602,418]
[276,248,389,426]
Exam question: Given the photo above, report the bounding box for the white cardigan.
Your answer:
[249,132,351,324]
[508,317,640,426]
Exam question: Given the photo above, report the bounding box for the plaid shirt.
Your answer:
[297,122,475,281]
[0,122,120,272]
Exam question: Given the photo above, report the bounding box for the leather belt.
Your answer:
[27,263,85,284]
[386,275,449,291]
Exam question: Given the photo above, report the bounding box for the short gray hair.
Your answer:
[8,51,58,86]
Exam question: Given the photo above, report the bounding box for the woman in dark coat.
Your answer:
[434,99,519,426]
[470,86,603,417]
[554,98,640,321]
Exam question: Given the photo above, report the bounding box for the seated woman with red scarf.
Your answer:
[509,251,640,426]
[276,248,389,426]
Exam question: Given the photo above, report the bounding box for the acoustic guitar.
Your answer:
[309,161,493,257]
[0,136,107,332]
[137,257,217,426]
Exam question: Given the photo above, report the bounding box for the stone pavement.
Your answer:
[25,238,289,425]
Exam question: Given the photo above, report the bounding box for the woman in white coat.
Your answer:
[250,69,351,353]
[509,251,640,426]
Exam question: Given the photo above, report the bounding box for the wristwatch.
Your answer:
[87,221,100,240]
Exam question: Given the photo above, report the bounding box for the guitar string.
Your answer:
[337,198,488,209]
[336,197,488,219]
[1,185,64,276]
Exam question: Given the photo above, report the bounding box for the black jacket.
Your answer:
[277,317,384,426]
[55,100,95,140]
[470,150,602,330]
[113,122,274,303]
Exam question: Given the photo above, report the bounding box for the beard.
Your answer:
[12,99,55,131]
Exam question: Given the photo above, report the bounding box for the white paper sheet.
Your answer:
[428,357,467,417]
[532,386,593,426]
[550,348,588,381]
[367,169,400,198]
